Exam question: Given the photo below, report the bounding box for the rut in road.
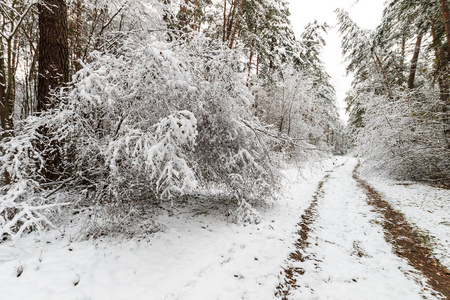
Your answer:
[275,172,331,299]
[353,162,450,299]
[275,158,444,300]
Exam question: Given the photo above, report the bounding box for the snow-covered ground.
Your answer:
[0,159,335,300]
[284,158,440,300]
[0,157,447,299]
[366,178,450,269]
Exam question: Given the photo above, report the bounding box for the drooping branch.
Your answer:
[372,53,393,99]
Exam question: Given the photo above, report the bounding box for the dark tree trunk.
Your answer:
[192,0,198,31]
[0,44,11,184]
[256,54,259,77]
[440,0,450,58]
[0,42,13,139]
[222,0,227,42]
[0,51,9,139]
[37,0,69,112]
[408,34,422,89]
[72,0,83,72]
[37,0,69,182]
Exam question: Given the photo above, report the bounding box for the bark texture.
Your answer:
[37,0,69,112]
[37,0,69,182]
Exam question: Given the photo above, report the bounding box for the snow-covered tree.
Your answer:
[0,0,346,240]
[338,1,450,184]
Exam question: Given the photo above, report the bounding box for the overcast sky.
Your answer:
[287,0,385,123]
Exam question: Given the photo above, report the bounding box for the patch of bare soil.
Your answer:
[353,163,450,299]
[275,174,330,299]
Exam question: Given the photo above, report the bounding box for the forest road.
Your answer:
[277,157,450,300]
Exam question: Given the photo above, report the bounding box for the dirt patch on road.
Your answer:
[353,163,450,299]
[275,174,330,299]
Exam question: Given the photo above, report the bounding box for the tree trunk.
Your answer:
[279,115,284,133]
[73,0,83,72]
[372,54,392,99]
[247,50,253,87]
[192,0,198,31]
[222,0,227,42]
[408,34,422,89]
[440,0,450,57]
[226,1,239,41]
[37,0,69,182]
[0,38,11,184]
[0,47,8,138]
[0,39,13,139]
[228,0,245,49]
[37,0,69,112]
[256,54,259,77]
[431,20,450,149]
[6,39,13,124]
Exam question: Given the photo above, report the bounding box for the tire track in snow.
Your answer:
[353,162,450,299]
[276,158,441,300]
[275,165,335,299]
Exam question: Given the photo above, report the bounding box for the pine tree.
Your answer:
[37,0,69,111]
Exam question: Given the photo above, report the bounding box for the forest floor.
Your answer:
[0,157,449,299]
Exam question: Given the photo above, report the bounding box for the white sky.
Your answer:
[287,0,385,123]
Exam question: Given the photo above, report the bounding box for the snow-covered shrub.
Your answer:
[254,66,343,162]
[69,32,275,206]
[74,202,167,240]
[0,30,277,239]
[229,198,262,225]
[0,115,69,240]
[181,36,277,208]
[355,89,450,183]
[0,180,64,240]
[106,110,198,201]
